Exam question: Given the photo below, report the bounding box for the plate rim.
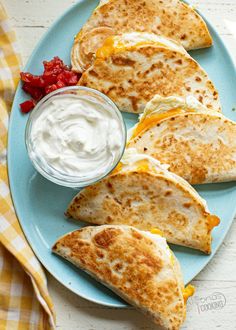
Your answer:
[7,0,236,308]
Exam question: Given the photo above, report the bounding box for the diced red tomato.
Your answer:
[67,73,79,85]
[22,83,43,101]
[20,72,45,88]
[56,80,66,89]
[20,99,36,113]
[45,84,58,95]
[20,56,80,112]
[42,72,58,85]
[43,56,65,72]
[57,71,79,85]
[45,66,64,77]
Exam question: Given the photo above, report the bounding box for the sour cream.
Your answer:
[26,87,126,187]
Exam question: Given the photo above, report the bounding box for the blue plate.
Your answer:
[8,0,236,307]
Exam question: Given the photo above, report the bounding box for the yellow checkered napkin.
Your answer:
[0,4,55,329]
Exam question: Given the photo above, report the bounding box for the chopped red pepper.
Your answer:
[20,99,36,113]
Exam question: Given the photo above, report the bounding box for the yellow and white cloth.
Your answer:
[0,4,55,329]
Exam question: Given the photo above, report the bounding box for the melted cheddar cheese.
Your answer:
[206,214,220,231]
[96,36,167,60]
[111,162,123,174]
[182,284,195,304]
[111,159,151,175]
[150,228,163,236]
[131,108,186,139]
[136,159,150,172]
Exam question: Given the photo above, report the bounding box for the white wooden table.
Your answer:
[3,1,236,329]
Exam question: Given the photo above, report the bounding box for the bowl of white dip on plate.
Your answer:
[25,86,126,187]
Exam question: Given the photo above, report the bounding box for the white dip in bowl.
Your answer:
[25,86,126,187]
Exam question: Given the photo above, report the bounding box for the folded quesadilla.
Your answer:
[66,150,220,253]
[128,95,236,184]
[71,0,212,72]
[79,32,220,113]
[52,225,195,330]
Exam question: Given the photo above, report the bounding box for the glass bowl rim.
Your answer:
[25,86,127,188]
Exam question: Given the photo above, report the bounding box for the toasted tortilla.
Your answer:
[72,0,212,72]
[71,27,115,73]
[52,225,195,329]
[128,95,236,184]
[66,152,219,253]
[79,33,220,113]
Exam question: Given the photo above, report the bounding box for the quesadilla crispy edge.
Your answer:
[79,45,221,113]
[72,0,212,72]
[52,225,188,329]
[128,112,236,184]
[66,170,219,253]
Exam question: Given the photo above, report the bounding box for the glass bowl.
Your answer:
[25,86,126,188]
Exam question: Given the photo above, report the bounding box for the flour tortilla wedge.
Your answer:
[79,33,220,113]
[52,225,195,330]
[128,95,236,184]
[66,151,220,254]
[71,0,212,72]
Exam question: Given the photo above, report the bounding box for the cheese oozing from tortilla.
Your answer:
[120,148,170,172]
[96,32,186,60]
[182,284,195,303]
[128,95,209,139]
[142,95,208,117]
